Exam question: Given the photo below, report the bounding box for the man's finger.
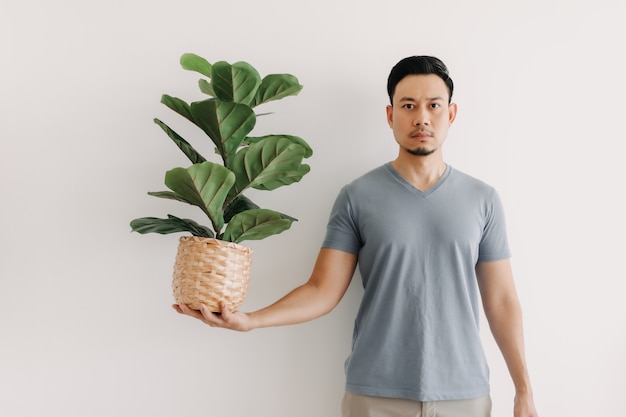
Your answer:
[219,302,232,321]
[178,303,206,320]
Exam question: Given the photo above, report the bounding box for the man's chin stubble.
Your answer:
[407,147,435,156]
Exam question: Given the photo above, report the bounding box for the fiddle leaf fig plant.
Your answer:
[130,53,312,244]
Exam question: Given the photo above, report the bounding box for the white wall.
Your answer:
[2,1,625,416]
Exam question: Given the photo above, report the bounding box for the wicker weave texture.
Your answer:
[172,236,253,312]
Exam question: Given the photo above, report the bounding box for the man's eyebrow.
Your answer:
[398,96,444,102]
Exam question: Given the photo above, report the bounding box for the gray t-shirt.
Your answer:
[322,163,511,401]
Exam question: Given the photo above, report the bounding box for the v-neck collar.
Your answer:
[385,162,451,197]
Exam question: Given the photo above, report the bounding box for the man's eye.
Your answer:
[430,103,440,109]
[403,104,415,109]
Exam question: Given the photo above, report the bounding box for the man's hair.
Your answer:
[386,56,454,104]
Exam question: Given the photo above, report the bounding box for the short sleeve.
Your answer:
[321,186,362,255]
[478,188,511,262]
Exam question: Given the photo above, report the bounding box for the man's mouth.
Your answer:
[411,131,433,138]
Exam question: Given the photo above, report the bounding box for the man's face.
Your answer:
[386,74,457,157]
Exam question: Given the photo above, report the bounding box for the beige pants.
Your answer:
[341,392,492,417]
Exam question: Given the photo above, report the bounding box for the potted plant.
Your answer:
[130,53,312,312]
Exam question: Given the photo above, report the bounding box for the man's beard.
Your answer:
[406,146,435,156]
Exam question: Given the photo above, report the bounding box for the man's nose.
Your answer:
[413,109,430,126]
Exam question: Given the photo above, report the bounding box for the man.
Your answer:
[174,56,538,417]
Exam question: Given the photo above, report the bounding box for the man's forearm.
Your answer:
[485,297,533,394]
[248,281,339,329]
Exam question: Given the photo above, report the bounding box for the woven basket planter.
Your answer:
[172,236,253,312]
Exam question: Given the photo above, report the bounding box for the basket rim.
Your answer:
[178,235,253,253]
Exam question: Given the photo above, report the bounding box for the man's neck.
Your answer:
[391,154,447,192]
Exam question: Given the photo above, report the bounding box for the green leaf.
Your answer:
[223,209,293,243]
[230,137,306,195]
[251,74,303,108]
[223,195,260,223]
[147,190,191,204]
[130,215,214,237]
[154,119,206,164]
[190,99,256,162]
[244,134,313,158]
[160,94,193,122]
[211,61,261,106]
[180,53,212,78]
[198,79,215,96]
[276,211,298,222]
[222,195,298,223]
[164,162,235,233]
[252,164,310,191]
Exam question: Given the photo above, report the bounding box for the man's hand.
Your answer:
[173,302,253,332]
[514,392,538,417]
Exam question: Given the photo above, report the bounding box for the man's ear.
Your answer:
[448,102,458,124]
[386,105,393,127]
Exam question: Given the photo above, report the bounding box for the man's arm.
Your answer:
[174,248,357,332]
[476,259,538,417]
